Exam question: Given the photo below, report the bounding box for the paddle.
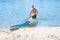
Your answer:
[20,16,31,23]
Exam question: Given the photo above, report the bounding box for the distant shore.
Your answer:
[0,26,60,40]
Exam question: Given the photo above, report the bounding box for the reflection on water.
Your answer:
[0,0,60,29]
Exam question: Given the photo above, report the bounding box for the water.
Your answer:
[0,0,60,29]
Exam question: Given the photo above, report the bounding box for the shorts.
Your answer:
[32,15,37,19]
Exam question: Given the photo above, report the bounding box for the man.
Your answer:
[30,5,38,19]
[26,5,38,24]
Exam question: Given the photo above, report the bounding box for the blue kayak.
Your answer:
[10,18,38,30]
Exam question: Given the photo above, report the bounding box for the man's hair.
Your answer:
[32,5,34,7]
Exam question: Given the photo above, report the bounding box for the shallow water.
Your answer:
[0,0,60,29]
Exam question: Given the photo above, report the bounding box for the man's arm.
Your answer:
[30,11,32,16]
[36,10,38,15]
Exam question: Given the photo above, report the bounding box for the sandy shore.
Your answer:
[0,27,60,40]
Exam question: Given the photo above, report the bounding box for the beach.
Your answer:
[0,27,60,40]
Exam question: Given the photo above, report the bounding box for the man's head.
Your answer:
[32,5,34,8]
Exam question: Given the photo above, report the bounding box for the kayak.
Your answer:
[10,17,38,30]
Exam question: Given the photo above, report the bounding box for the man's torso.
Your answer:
[31,8,37,15]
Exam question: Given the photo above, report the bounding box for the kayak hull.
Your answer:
[10,18,38,30]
